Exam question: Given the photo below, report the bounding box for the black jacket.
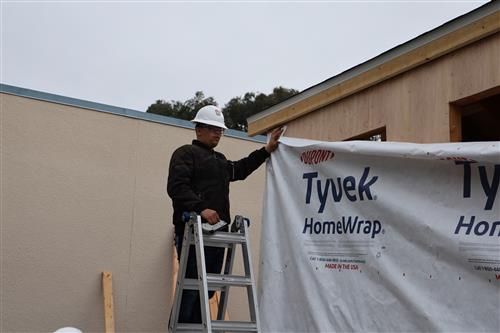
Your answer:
[167,140,270,235]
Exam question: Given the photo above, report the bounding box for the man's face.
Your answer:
[196,124,225,148]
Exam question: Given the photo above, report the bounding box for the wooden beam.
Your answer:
[451,85,500,106]
[102,272,116,333]
[248,12,500,136]
[449,104,462,142]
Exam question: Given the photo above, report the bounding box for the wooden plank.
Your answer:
[171,243,178,302]
[210,294,219,319]
[248,12,500,136]
[102,271,115,333]
[210,292,230,320]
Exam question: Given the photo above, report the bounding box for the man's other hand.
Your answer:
[265,127,284,153]
[201,209,220,225]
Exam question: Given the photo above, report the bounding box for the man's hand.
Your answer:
[201,208,220,225]
[265,127,284,153]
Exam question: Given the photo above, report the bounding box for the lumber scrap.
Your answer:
[102,271,115,333]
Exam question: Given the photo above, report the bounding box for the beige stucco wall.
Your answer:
[1,93,267,332]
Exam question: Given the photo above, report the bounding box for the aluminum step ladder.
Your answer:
[169,212,260,332]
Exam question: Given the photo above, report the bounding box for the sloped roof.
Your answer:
[247,1,499,136]
[0,83,266,143]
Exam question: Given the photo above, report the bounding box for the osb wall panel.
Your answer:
[284,32,499,143]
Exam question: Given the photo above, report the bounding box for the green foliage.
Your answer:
[146,86,298,132]
[146,91,217,121]
[223,86,298,131]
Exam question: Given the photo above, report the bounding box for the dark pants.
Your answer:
[174,234,225,323]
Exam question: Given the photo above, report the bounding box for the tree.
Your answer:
[146,91,217,121]
[146,86,298,132]
[223,86,298,131]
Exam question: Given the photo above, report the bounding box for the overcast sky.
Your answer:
[1,1,488,111]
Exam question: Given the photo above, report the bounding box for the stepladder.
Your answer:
[169,212,260,333]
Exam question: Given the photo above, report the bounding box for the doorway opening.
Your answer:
[450,87,500,142]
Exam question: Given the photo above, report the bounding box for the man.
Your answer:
[167,104,282,323]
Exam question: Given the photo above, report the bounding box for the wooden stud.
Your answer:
[102,271,115,333]
[449,104,462,142]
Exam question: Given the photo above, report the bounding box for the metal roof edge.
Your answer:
[248,1,499,125]
[0,83,267,144]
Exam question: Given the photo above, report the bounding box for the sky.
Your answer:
[1,1,488,112]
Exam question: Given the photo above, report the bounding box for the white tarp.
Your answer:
[259,137,500,332]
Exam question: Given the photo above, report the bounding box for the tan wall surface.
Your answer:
[284,32,500,143]
[1,93,267,332]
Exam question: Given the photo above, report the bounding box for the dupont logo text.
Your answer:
[300,149,335,165]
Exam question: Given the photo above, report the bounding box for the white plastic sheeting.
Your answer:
[259,137,500,332]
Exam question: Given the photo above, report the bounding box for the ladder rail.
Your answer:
[241,221,260,329]
[217,242,236,320]
[193,215,212,332]
[169,219,194,332]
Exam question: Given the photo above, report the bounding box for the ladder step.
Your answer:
[174,323,205,331]
[211,320,258,332]
[183,274,251,290]
[175,321,257,332]
[203,232,246,247]
[207,274,252,287]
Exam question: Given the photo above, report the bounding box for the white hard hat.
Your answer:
[53,327,82,333]
[191,105,228,130]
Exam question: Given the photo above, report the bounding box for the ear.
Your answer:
[195,126,203,137]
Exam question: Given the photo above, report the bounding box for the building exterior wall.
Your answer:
[283,32,499,143]
[1,92,267,332]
